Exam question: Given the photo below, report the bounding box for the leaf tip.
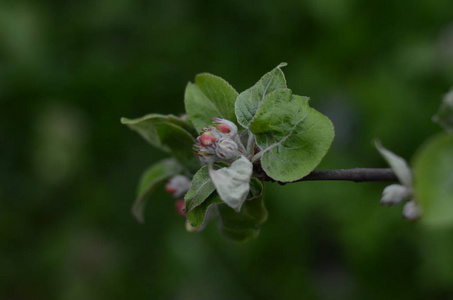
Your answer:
[120,117,130,124]
[374,139,383,150]
[131,205,145,224]
[278,62,288,68]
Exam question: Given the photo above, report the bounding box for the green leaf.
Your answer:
[235,63,287,129]
[186,178,266,236]
[184,166,215,212]
[132,158,183,223]
[375,141,413,187]
[209,156,253,212]
[186,193,222,228]
[121,114,199,171]
[433,89,453,133]
[248,178,264,200]
[414,133,453,228]
[184,73,239,132]
[217,181,268,242]
[249,89,334,182]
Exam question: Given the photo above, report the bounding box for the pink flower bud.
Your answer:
[165,175,191,198]
[194,118,245,165]
[217,124,231,134]
[215,138,239,160]
[198,132,216,147]
[165,186,177,195]
[194,142,217,164]
[212,118,238,137]
[175,200,186,216]
[202,127,223,139]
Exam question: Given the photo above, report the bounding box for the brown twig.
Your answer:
[263,168,397,185]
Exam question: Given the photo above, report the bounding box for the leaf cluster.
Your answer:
[121,64,334,241]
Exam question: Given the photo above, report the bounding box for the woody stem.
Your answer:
[262,168,397,184]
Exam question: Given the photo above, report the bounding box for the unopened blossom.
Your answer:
[217,123,231,134]
[402,200,421,221]
[215,138,239,160]
[381,184,411,206]
[175,199,186,216]
[194,118,245,165]
[212,117,238,138]
[198,132,217,147]
[376,142,422,221]
[165,175,191,198]
[193,137,216,164]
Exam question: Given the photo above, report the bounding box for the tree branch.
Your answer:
[263,168,397,184]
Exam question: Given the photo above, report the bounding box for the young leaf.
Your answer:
[433,89,453,133]
[375,141,412,187]
[248,178,264,200]
[209,156,253,212]
[121,114,199,170]
[132,158,183,223]
[159,114,198,137]
[186,193,222,228]
[185,73,238,132]
[235,63,287,129]
[217,183,268,242]
[413,133,453,228]
[249,89,334,182]
[184,166,215,212]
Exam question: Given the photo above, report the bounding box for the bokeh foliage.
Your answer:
[1,0,453,299]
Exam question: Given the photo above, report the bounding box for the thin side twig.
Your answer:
[263,168,397,185]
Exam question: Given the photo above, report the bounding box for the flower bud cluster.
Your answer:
[380,184,421,221]
[165,175,191,216]
[194,118,242,164]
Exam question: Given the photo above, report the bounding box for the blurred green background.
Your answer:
[1,0,453,299]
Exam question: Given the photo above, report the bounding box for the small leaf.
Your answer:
[186,193,222,228]
[433,89,453,133]
[185,73,238,132]
[209,156,253,212]
[162,114,198,137]
[248,178,264,200]
[121,114,199,171]
[413,133,453,227]
[249,89,334,182]
[217,185,268,242]
[375,141,412,187]
[184,166,215,212]
[235,63,287,129]
[132,159,183,223]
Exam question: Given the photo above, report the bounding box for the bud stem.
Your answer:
[251,150,264,163]
[246,133,255,156]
